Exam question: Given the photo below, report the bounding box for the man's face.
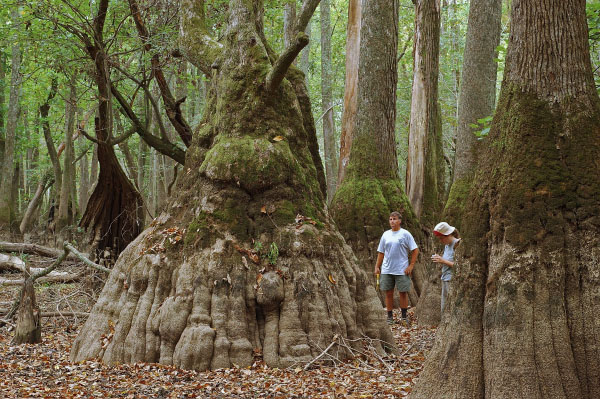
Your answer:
[389,215,401,231]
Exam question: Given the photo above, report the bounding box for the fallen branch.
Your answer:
[64,242,111,274]
[0,242,79,262]
[303,334,339,370]
[0,273,82,286]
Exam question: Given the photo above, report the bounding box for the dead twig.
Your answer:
[303,334,339,370]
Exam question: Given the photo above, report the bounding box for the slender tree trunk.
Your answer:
[56,75,77,239]
[320,0,338,203]
[21,171,54,234]
[284,1,297,48]
[445,0,501,218]
[0,8,23,230]
[337,0,360,185]
[412,1,600,398]
[78,149,89,214]
[405,0,444,223]
[72,0,394,371]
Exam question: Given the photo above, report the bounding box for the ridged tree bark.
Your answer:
[412,1,600,397]
[337,0,360,186]
[330,0,424,306]
[417,0,502,326]
[0,7,23,230]
[405,0,444,224]
[320,0,337,203]
[71,0,394,371]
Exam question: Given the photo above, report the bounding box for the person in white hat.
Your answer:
[432,222,461,313]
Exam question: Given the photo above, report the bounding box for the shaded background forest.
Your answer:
[0,0,598,246]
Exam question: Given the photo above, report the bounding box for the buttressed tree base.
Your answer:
[70,0,395,370]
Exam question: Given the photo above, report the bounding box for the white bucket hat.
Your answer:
[434,222,455,236]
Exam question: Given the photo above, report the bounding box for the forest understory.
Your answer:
[0,256,435,399]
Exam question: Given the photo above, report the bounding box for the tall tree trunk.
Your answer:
[320,0,338,203]
[444,0,501,220]
[412,1,600,398]
[284,1,297,48]
[56,75,77,239]
[0,8,23,230]
[337,0,360,186]
[78,149,89,214]
[418,0,502,327]
[21,170,54,234]
[405,0,444,223]
[71,0,394,371]
[330,0,424,306]
[0,52,5,165]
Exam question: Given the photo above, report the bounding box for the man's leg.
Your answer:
[398,291,409,324]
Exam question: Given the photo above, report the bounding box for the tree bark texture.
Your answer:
[405,0,444,223]
[445,0,501,217]
[12,274,41,345]
[418,0,502,327]
[336,0,360,186]
[0,8,23,230]
[284,1,297,48]
[412,1,600,398]
[330,0,424,307]
[320,0,338,203]
[71,0,395,371]
[56,76,78,239]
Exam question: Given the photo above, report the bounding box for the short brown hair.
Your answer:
[390,211,402,220]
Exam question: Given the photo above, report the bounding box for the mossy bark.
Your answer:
[412,1,600,397]
[71,0,395,371]
[331,0,424,308]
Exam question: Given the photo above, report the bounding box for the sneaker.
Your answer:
[387,317,395,325]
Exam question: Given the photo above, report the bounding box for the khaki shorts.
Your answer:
[379,274,411,292]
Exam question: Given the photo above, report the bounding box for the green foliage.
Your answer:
[267,242,279,265]
[469,115,494,139]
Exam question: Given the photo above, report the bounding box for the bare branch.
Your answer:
[296,0,322,34]
[265,32,309,92]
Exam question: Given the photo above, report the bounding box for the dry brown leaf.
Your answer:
[272,135,284,142]
[328,274,336,284]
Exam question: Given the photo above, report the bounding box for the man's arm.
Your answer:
[405,248,419,275]
[374,252,384,274]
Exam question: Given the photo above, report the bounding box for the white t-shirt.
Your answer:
[377,228,418,275]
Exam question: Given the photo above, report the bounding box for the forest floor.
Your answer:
[0,261,436,399]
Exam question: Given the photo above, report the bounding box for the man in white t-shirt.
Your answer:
[374,211,419,325]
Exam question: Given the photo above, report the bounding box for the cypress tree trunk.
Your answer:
[71,0,394,370]
[412,1,600,397]
[405,0,444,224]
[331,0,423,306]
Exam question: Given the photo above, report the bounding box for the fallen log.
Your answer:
[0,242,81,262]
[0,273,82,286]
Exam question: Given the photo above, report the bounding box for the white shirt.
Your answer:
[377,228,418,275]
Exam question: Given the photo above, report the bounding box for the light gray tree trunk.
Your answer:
[320,0,337,203]
[405,0,444,224]
[56,75,77,239]
[284,1,297,48]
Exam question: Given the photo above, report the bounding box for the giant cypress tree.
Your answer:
[71,0,394,370]
[412,0,600,397]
